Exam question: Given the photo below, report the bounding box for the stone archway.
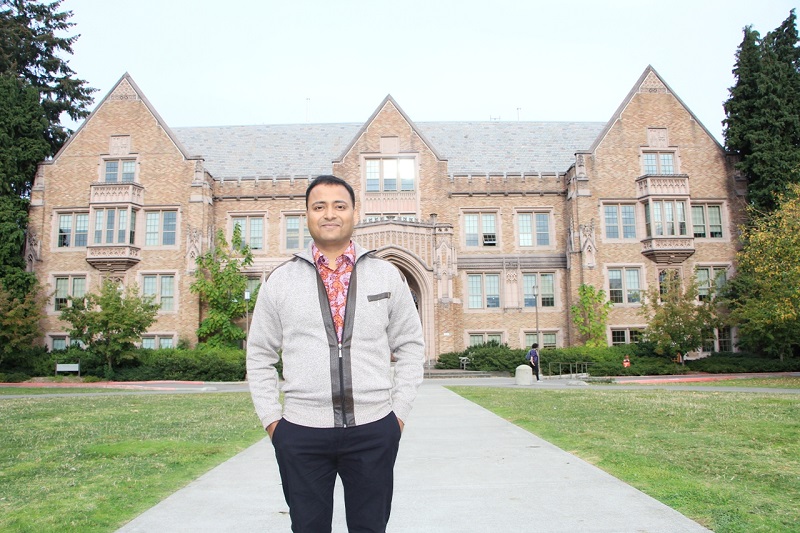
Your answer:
[372,246,436,364]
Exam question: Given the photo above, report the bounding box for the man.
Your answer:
[247,175,425,532]
[526,343,540,382]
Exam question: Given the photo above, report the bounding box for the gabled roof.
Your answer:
[588,65,723,153]
[334,95,444,163]
[51,73,199,162]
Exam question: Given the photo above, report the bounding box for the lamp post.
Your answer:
[531,285,540,346]
[532,284,540,380]
[244,290,251,345]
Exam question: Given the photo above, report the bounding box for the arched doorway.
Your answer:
[373,247,435,365]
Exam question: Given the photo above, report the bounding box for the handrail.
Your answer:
[547,361,593,379]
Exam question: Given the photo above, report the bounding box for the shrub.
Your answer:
[0,372,29,383]
[686,352,800,373]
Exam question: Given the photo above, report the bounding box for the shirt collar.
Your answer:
[312,241,355,268]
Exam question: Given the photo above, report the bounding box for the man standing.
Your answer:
[247,175,425,532]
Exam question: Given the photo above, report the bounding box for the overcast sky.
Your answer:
[60,0,796,143]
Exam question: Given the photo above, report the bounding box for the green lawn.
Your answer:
[0,387,130,395]
[664,377,800,389]
[0,392,264,532]
[450,386,800,533]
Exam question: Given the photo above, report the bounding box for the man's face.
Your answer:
[306,183,356,256]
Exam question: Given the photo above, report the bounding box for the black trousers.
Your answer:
[271,412,402,533]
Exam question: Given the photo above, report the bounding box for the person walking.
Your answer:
[526,343,540,382]
[247,175,425,533]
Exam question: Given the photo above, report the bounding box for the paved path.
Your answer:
[115,380,712,532]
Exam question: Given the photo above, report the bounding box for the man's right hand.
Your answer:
[266,420,279,439]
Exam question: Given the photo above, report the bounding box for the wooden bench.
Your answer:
[55,361,80,377]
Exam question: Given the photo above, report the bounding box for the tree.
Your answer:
[640,274,721,359]
[59,279,159,374]
[570,283,613,347]
[724,10,800,215]
[0,0,96,154]
[191,225,255,347]
[0,279,44,366]
[723,184,800,360]
[0,74,49,296]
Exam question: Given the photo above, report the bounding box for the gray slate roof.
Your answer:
[173,121,606,180]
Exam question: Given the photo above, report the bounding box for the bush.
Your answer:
[114,345,247,382]
[0,372,30,383]
[686,352,800,373]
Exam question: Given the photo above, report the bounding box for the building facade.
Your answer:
[27,66,745,363]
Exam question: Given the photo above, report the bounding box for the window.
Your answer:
[141,335,175,349]
[696,266,728,301]
[523,273,555,307]
[691,205,723,239]
[145,210,177,246]
[104,159,136,183]
[464,213,497,247]
[467,274,500,309]
[285,214,313,250]
[246,277,261,302]
[51,336,68,351]
[642,152,675,174]
[645,200,687,237]
[658,269,681,296]
[232,215,264,250]
[611,328,643,345]
[608,268,641,304]
[469,333,503,346]
[143,274,175,312]
[525,332,557,349]
[518,212,550,247]
[365,158,415,192]
[604,205,636,239]
[93,207,136,245]
[702,326,733,353]
[57,213,89,248]
[54,275,86,311]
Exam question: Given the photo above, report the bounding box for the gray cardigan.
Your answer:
[247,241,425,429]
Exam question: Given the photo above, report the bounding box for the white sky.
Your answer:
[61,0,797,143]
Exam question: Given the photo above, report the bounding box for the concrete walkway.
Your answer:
[116,380,711,532]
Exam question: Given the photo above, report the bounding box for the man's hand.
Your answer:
[397,417,404,432]
[266,420,279,439]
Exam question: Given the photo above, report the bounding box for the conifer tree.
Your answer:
[724,10,800,214]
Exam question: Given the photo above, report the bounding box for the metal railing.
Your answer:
[547,361,593,379]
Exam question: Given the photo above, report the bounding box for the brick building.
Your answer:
[26,66,744,363]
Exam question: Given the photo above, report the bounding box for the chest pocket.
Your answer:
[367,292,391,302]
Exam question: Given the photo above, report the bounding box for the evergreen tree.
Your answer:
[724,10,800,214]
[0,74,49,296]
[0,0,96,154]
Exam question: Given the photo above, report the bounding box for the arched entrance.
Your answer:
[373,247,436,365]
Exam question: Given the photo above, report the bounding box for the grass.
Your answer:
[450,386,800,533]
[0,387,130,395]
[0,392,264,532]
[666,377,800,389]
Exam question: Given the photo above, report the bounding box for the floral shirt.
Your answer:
[312,242,355,342]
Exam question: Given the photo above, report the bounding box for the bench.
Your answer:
[55,360,80,377]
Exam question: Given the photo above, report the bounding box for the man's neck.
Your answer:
[314,241,352,261]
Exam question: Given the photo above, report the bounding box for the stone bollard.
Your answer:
[515,364,533,385]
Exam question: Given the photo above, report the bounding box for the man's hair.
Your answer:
[305,175,356,208]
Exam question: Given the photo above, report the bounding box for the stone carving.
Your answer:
[579,219,596,269]
[647,128,668,148]
[109,136,131,156]
[576,154,586,178]
[186,226,203,272]
[25,228,40,269]
[640,72,668,94]
[108,79,139,101]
